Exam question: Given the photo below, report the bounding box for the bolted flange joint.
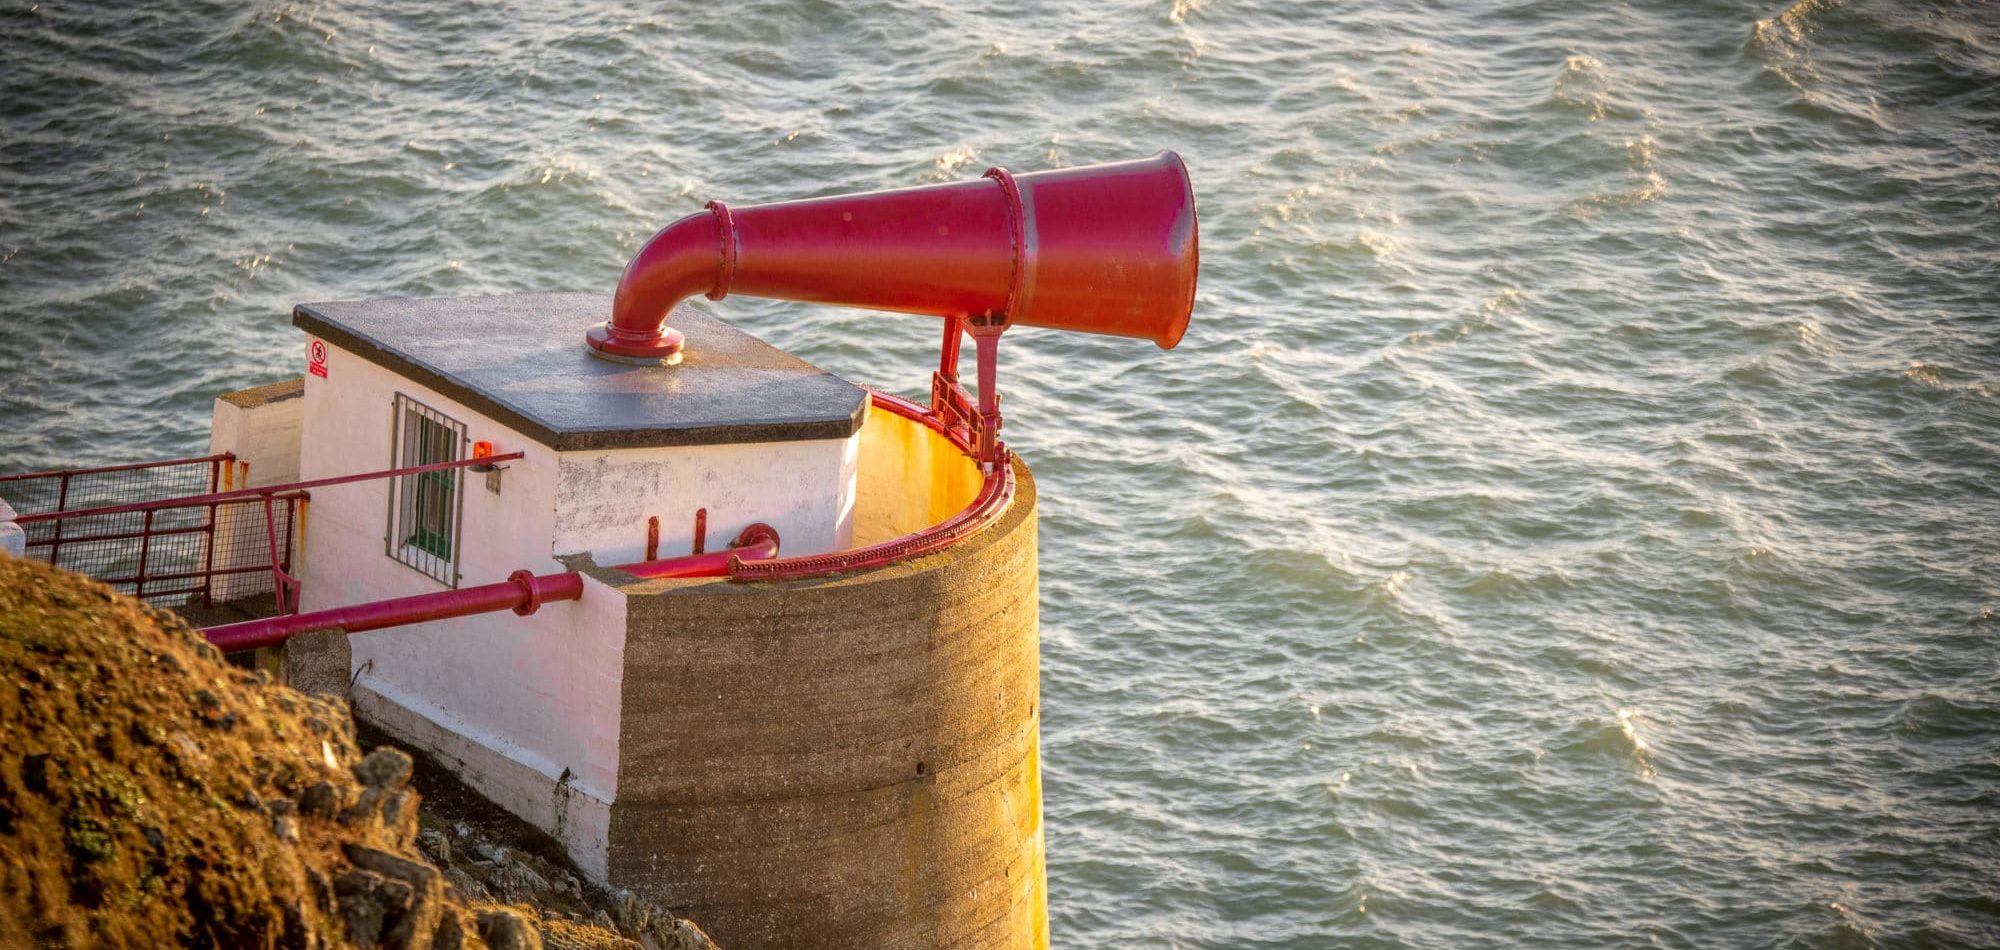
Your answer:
[585,321,686,366]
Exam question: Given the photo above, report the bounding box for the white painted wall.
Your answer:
[554,437,858,566]
[208,383,305,600]
[295,337,859,877]
[208,386,304,488]
[349,570,631,879]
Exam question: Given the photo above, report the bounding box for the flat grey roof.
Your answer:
[293,293,866,452]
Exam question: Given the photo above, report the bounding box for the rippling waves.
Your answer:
[4,0,1998,946]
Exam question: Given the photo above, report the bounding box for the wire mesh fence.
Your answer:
[0,455,230,517]
[0,455,307,610]
[12,495,302,609]
[2,450,519,616]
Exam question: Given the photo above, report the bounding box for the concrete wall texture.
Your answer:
[209,377,305,487]
[597,458,1046,950]
[851,401,987,547]
[552,436,858,566]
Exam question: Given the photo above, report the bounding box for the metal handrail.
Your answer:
[726,389,1015,582]
[12,454,518,617]
[18,490,310,544]
[0,452,235,484]
[13,454,522,525]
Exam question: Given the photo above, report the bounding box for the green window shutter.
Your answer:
[412,468,453,559]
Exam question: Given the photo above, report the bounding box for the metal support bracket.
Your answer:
[929,315,1009,470]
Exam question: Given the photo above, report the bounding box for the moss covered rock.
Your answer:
[0,556,712,950]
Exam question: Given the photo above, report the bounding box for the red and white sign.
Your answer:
[307,339,329,378]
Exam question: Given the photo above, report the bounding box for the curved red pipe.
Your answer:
[587,206,731,359]
[727,391,1015,582]
[729,451,1012,582]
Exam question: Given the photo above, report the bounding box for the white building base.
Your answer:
[353,675,616,880]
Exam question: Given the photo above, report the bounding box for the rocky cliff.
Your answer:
[0,556,714,950]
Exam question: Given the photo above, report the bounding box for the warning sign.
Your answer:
[308,339,329,379]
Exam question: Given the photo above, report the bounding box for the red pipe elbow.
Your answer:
[587,203,732,364]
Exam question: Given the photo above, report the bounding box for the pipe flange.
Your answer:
[730,522,781,553]
[509,569,545,616]
[585,322,686,366]
[705,200,737,302]
[981,165,1026,332]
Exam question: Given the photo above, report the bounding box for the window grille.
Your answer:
[386,393,466,585]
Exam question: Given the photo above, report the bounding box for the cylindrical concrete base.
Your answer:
[600,459,1044,949]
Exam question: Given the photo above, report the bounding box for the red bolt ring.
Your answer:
[509,569,544,616]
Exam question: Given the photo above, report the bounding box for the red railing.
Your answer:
[0,453,235,504]
[7,485,305,612]
[2,454,248,606]
[725,389,1015,582]
[6,453,521,615]
[2,454,237,591]
[202,525,780,651]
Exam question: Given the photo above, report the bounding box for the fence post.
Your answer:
[263,496,289,614]
[135,508,154,601]
[48,473,71,567]
[201,500,220,607]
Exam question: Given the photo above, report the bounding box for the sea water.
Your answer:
[3,1,1997,945]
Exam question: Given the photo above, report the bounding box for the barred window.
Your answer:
[386,394,465,585]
